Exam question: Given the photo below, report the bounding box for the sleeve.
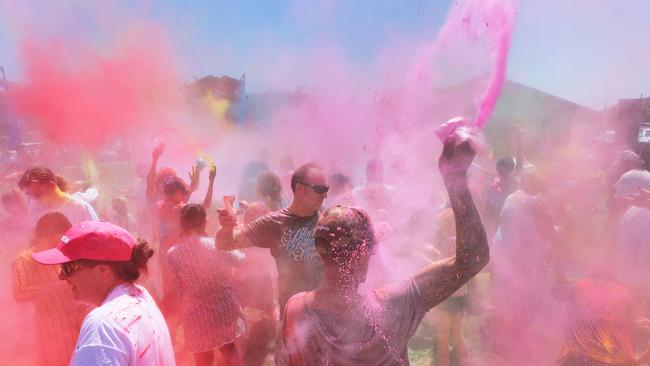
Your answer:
[365,279,430,351]
[614,173,637,198]
[240,214,278,249]
[379,278,429,314]
[277,294,307,366]
[70,318,130,366]
[83,201,100,221]
[70,345,129,366]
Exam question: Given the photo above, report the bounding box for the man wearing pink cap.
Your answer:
[32,221,175,366]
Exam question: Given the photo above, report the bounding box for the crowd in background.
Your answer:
[4,126,650,366]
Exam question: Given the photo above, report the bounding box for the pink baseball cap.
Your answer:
[32,221,137,264]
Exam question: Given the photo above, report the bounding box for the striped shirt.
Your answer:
[13,247,86,366]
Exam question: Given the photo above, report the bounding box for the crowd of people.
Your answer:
[4,123,650,366]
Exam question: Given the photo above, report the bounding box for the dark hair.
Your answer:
[256,171,283,199]
[155,167,177,188]
[111,240,154,283]
[291,162,322,192]
[163,176,189,196]
[315,205,377,265]
[18,167,57,189]
[329,173,350,190]
[34,212,72,240]
[180,203,206,232]
[496,157,516,177]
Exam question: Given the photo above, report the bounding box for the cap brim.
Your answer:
[31,248,73,265]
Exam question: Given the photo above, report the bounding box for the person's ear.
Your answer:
[94,264,113,279]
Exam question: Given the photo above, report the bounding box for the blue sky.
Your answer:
[0,0,648,109]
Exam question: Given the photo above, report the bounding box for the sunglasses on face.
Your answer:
[59,261,87,279]
[298,181,329,194]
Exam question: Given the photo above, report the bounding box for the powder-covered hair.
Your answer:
[314,205,377,265]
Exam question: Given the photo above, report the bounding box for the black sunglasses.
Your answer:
[298,181,329,194]
[59,261,87,279]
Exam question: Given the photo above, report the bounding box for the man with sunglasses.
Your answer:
[217,162,328,314]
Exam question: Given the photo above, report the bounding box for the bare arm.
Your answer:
[413,138,489,308]
[146,143,165,204]
[215,223,254,250]
[215,195,255,250]
[184,165,200,203]
[514,125,525,176]
[202,163,216,209]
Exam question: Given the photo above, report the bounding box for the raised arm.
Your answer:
[413,137,489,309]
[514,125,525,176]
[146,143,165,203]
[202,163,217,209]
[185,164,201,202]
[215,195,255,250]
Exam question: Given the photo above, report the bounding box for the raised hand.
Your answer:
[217,195,238,230]
[438,136,476,182]
[208,163,217,181]
[152,143,165,159]
[188,165,200,192]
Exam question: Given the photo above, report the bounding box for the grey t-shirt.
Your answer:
[279,279,430,366]
[242,209,324,311]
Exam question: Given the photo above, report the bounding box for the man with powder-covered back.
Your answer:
[216,162,328,313]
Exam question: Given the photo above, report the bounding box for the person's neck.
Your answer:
[165,197,180,205]
[93,279,125,307]
[287,201,315,217]
[41,189,68,208]
[312,274,361,312]
[182,229,205,238]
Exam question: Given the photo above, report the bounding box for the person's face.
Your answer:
[170,190,185,204]
[156,173,176,194]
[59,261,111,304]
[295,169,328,213]
[23,181,54,200]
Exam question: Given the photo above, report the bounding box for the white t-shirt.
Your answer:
[617,206,650,288]
[29,194,99,225]
[613,169,650,199]
[71,283,175,366]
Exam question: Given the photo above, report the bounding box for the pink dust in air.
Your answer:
[9,25,184,148]
[407,0,516,130]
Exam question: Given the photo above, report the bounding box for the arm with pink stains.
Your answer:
[413,138,489,309]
